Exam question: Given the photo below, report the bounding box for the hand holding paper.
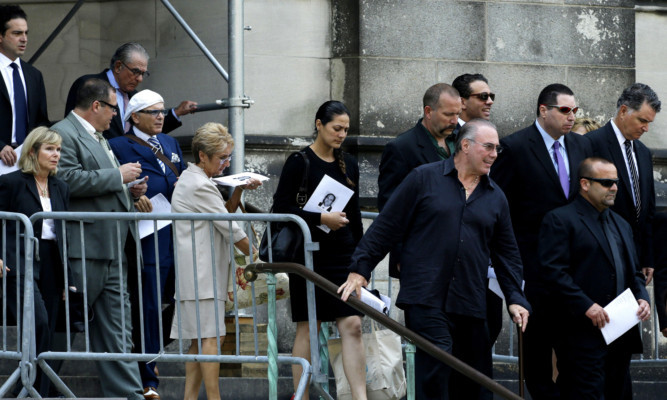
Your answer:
[599,289,645,345]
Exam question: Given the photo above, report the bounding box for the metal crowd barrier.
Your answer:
[17,211,316,399]
[0,212,38,398]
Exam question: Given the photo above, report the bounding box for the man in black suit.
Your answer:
[377,83,461,278]
[0,5,49,166]
[585,83,661,287]
[490,83,591,400]
[65,42,196,140]
[538,157,650,399]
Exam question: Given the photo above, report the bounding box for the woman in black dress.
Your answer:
[273,101,367,400]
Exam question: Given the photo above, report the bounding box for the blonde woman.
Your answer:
[170,122,260,400]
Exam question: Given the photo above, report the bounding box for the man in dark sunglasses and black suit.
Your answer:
[538,157,650,400]
[64,42,197,140]
[490,83,592,400]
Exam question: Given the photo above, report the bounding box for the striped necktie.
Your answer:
[624,140,641,220]
[148,136,166,173]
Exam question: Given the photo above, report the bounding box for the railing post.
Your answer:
[405,342,416,400]
[229,0,245,175]
[319,322,330,398]
[267,271,278,400]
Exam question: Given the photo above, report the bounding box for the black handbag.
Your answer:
[259,151,309,263]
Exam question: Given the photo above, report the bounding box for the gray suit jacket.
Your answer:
[53,112,136,261]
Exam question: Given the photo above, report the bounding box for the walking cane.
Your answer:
[518,326,525,399]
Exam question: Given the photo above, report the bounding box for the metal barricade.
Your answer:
[0,211,38,398]
[27,211,316,400]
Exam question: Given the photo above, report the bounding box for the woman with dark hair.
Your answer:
[273,100,367,400]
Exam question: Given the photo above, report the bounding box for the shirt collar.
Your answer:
[442,157,492,188]
[132,126,153,142]
[610,119,629,147]
[458,118,466,127]
[535,120,565,149]
[0,52,19,67]
[106,69,121,90]
[70,110,97,136]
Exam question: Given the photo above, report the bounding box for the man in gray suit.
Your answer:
[52,78,146,399]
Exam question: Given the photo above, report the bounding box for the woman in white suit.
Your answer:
[170,122,261,400]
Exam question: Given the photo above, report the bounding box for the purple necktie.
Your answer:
[553,141,569,197]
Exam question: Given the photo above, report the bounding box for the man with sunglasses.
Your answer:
[452,73,494,124]
[491,83,591,400]
[538,157,650,400]
[65,42,197,140]
[377,83,461,279]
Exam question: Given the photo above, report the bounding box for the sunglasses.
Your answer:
[468,139,503,153]
[468,92,495,102]
[581,177,618,188]
[138,109,169,117]
[543,104,579,115]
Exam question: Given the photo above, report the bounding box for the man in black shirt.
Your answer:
[341,119,530,400]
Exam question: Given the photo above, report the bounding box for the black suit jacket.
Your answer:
[64,69,182,140]
[585,121,655,270]
[377,119,444,278]
[377,119,443,210]
[0,170,69,280]
[539,196,648,353]
[490,122,591,288]
[652,212,667,331]
[0,60,50,148]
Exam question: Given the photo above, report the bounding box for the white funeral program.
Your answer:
[138,193,173,239]
[212,172,269,187]
[600,288,641,345]
[0,144,22,175]
[303,174,354,233]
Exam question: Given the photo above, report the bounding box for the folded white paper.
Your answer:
[138,193,172,239]
[128,175,148,188]
[487,267,525,300]
[601,288,641,345]
[360,287,391,316]
[0,144,22,176]
[212,172,269,187]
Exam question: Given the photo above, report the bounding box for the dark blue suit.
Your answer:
[109,131,186,389]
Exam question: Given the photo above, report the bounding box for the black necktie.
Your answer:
[624,140,641,221]
[10,63,28,145]
[600,210,624,295]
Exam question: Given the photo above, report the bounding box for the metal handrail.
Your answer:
[244,262,523,400]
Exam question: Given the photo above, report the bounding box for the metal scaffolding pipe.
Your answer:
[229,0,245,175]
[160,0,230,82]
[28,0,85,64]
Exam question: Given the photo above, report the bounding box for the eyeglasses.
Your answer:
[217,154,232,164]
[97,100,118,114]
[468,92,495,102]
[581,177,618,188]
[468,139,503,153]
[543,105,579,115]
[137,109,169,117]
[121,61,150,78]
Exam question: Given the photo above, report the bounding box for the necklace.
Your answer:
[464,175,479,199]
[34,177,48,197]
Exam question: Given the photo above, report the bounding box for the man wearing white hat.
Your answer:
[110,89,187,400]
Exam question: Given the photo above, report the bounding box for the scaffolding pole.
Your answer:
[229,0,245,175]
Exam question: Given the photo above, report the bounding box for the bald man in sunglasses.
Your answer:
[490,83,592,400]
[538,157,650,400]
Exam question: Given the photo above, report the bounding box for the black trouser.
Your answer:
[522,289,560,400]
[404,305,490,400]
[6,240,62,396]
